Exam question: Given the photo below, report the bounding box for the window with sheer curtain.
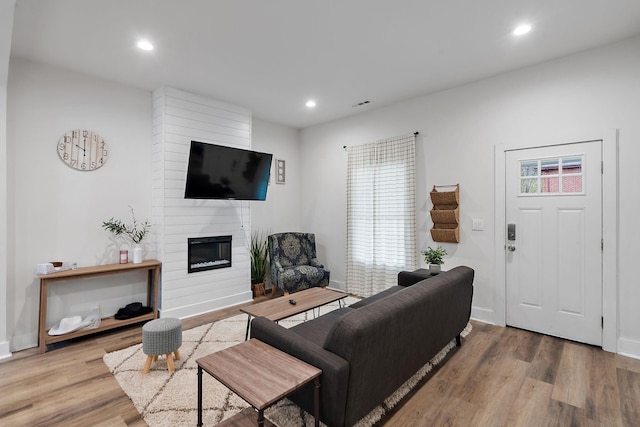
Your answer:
[346,133,417,297]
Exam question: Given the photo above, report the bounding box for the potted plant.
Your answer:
[422,245,447,274]
[250,230,269,297]
[102,206,151,264]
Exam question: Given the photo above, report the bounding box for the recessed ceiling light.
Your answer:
[512,24,532,36]
[305,100,316,108]
[137,40,154,51]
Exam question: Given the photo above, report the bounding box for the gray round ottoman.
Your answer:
[142,317,182,374]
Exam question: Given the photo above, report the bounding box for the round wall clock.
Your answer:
[57,129,109,171]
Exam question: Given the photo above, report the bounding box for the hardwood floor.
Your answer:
[383,322,640,427]
[1,302,640,427]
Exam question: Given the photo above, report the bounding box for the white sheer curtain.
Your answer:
[346,133,417,297]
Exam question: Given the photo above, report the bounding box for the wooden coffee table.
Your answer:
[196,338,322,427]
[240,287,349,340]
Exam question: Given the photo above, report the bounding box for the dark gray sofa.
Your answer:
[250,266,474,427]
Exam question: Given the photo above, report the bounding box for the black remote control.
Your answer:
[289,299,296,305]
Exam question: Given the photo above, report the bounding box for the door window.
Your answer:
[519,155,584,195]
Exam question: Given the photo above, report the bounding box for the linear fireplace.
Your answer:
[188,235,232,273]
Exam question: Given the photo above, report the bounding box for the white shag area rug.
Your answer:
[103,297,472,427]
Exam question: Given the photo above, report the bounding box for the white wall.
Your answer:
[7,58,153,351]
[301,36,640,357]
[0,0,14,360]
[3,59,302,352]
[0,83,8,359]
[251,118,302,234]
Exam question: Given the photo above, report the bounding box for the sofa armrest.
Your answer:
[250,317,348,377]
[397,268,436,286]
[250,317,350,427]
[271,261,285,285]
[272,260,284,273]
[309,258,324,268]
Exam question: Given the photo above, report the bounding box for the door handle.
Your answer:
[507,245,516,252]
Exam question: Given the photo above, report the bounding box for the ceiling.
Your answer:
[9,0,640,129]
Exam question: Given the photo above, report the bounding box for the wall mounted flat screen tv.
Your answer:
[184,141,273,200]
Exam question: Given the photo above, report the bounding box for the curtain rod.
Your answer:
[343,131,419,150]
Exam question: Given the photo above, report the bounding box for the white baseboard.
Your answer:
[471,306,496,325]
[329,280,346,291]
[0,341,11,360]
[160,291,253,320]
[9,331,38,352]
[618,337,640,360]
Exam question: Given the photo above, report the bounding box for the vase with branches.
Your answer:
[102,206,151,263]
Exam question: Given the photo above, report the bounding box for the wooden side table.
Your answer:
[196,339,322,427]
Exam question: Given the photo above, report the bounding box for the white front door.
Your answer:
[505,140,602,346]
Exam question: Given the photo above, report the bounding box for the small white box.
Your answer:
[37,263,54,274]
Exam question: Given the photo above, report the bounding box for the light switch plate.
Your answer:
[472,219,484,231]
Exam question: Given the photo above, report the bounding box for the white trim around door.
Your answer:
[494,129,618,353]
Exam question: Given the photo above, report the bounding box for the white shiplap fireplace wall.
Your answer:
[152,87,253,319]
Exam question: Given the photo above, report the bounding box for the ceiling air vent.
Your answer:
[351,100,372,108]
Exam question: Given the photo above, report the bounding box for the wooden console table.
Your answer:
[38,259,161,353]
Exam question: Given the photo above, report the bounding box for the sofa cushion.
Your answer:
[348,286,403,309]
[279,265,330,290]
[290,307,355,346]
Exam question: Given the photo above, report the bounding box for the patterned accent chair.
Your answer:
[268,232,331,294]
